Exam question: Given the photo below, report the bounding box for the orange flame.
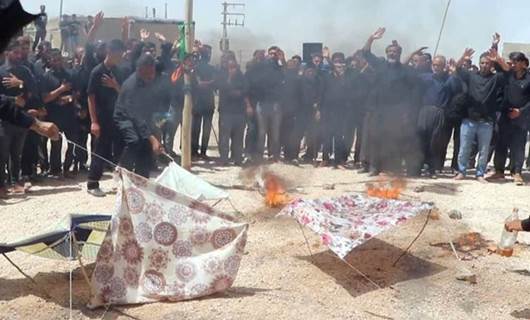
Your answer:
[366,178,406,200]
[263,172,291,208]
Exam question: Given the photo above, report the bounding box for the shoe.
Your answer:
[453,173,465,180]
[486,171,505,181]
[477,176,488,184]
[319,161,329,168]
[0,187,8,199]
[513,173,524,186]
[87,188,106,197]
[357,167,369,174]
[10,183,25,194]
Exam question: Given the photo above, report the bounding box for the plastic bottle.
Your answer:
[498,208,520,257]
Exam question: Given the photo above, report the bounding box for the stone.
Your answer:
[449,210,463,220]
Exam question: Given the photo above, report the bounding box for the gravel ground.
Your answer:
[1,145,530,319]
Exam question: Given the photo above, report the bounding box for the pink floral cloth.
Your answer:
[89,169,248,307]
[279,194,432,259]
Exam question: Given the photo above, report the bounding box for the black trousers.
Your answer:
[244,113,258,158]
[119,139,152,178]
[302,112,322,161]
[21,130,41,177]
[88,122,123,189]
[494,122,527,174]
[417,105,452,172]
[218,113,245,163]
[50,127,78,174]
[191,110,213,156]
[32,29,46,51]
[322,110,348,164]
[281,111,299,160]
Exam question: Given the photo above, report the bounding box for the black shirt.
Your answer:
[0,63,36,111]
[281,70,302,114]
[246,59,284,105]
[501,70,530,129]
[194,62,217,111]
[457,68,506,122]
[320,71,352,112]
[114,73,172,141]
[362,51,421,111]
[0,95,35,129]
[42,68,77,126]
[34,13,47,30]
[87,62,124,121]
[217,70,248,115]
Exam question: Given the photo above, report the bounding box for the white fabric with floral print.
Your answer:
[88,169,248,308]
[279,194,433,259]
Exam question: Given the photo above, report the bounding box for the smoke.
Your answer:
[195,0,509,63]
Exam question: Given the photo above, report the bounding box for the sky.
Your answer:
[19,0,530,60]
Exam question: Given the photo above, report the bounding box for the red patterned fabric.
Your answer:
[89,169,248,307]
[279,194,432,259]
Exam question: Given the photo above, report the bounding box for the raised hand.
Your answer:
[154,32,167,42]
[492,32,501,46]
[463,48,475,60]
[140,28,150,41]
[371,27,386,40]
[447,58,457,74]
[94,11,104,29]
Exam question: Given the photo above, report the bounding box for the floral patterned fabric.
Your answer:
[279,194,433,259]
[88,169,248,308]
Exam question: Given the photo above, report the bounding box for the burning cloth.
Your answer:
[279,194,432,259]
[89,169,248,307]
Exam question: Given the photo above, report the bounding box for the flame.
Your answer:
[263,172,291,208]
[366,178,406,200]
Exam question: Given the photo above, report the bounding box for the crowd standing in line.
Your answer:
[1,9,530,200]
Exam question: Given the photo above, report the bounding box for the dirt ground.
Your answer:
[1,143,530,319]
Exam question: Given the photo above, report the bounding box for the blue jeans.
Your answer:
[458,119,493,177]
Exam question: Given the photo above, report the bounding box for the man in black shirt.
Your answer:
[42,49,78,177]
[361,28,422,176]
[320,52,352,168]
[217,59,251,165]
[32,5,47,51]
[248,46,286,162]
[86,39,125,196]
[192,45,216,160]
[454,48,509,182]
[114,54,166,178]
[489,52,530,185]
[300,66,322,165]
[0,40,37,193]
[280,59,302,162]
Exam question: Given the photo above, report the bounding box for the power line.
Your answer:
[220,1,246,52]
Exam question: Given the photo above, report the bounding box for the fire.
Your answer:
[263,172,291,208]
[366,178,406,200]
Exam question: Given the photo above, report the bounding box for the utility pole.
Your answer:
[181,0,194,170]
[59,0,64,19]
[165,3,168,19]
[220,2,245,52]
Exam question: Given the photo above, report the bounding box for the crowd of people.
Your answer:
[1,9,530,200]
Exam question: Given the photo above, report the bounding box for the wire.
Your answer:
[60,132,119,170]
[434,0,452,56]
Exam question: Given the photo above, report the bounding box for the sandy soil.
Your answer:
[1,145,530,320]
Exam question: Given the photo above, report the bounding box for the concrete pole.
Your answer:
[59,0,64,19]
[181,0,194,169]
